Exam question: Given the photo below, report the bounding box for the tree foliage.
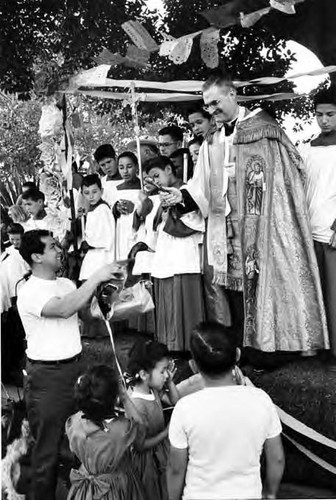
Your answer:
[0,0,156,96]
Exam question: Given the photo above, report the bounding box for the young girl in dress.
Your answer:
[66,365,145,500]
[126,340,179,500]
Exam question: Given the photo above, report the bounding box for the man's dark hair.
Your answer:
[7,223,24,235]
[190,322,238,377]
[22,181,37,191]
[186,104,211,121]
[202,69,235,92]
[117,151,138,165]
[158,125,183,143]
[19,229,51,265]
[21,189,45,203]
[313,86,336,109]
[81,174,102,190]
[143,155,177,175]
[94,144,116,163]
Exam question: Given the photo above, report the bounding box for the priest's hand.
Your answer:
[329,230,336,249]
[160,187,183,207]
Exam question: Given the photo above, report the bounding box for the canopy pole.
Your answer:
[130,84,143,190]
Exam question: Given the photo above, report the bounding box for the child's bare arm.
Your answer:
[142,427,168,450]
[263,434,285,499]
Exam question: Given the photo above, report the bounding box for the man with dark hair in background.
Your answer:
[158,125,184,157]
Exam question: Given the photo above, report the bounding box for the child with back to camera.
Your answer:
[66,364,145,500]
[126,339,179,500]
[167,321,285,500]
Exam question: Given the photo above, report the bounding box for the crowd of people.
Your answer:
[1,70,336,500]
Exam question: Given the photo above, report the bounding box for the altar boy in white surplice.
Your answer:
[111,152,142,260]
[79,174,115,280]
[299,87,336,370]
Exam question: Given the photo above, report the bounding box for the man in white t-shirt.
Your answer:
[17,229,121,500]
[167,322,284,500]
[299,87,336,370]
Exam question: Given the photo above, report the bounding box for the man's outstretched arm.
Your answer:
[41,263,123,319]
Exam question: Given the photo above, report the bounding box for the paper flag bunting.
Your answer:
[169,38,193,65]
[240,7,271,28]
[200,29,220,68]
[69,65,110,88]
[122,21,158,52]
[270,0,296,14]
[159,33,177,57]
[93,48,124,66]
[125,45,150,68]
[201,3,239,29]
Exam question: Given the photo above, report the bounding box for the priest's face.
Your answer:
[203,83,238,123]
[315,103,336,135]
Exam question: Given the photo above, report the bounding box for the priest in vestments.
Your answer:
[162,70,328,353]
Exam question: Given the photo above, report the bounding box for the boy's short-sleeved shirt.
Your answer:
[169,385,282,500]
[17,275,82,361]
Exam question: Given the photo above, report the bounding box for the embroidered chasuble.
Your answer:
[185,108,329,352]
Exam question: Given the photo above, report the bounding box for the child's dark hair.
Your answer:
[81,173,102,190]
[21,189,45,203]
[158,125,183,143]
[94,144,116,163]
[74,365,119,429]
[313,86,336,109]
[143,156,176,176]
[7,223,24,235]
[117,151,138,166]
[186,104,211,121]
[127,339,169,380]
[188,137,202,148]
[190,322,238,377]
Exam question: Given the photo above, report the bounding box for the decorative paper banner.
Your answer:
[122,20,158,52]
[159,33,178,57]
[169,37,193,65]
[270,0,296,14]
[201,0,305,28]
[64,88,304,103]
[69,65,110,89]
[93,48,125,66]
[200,29,220,68]
[240,7,271,28]
[68,64,335,93]
[201,3,238,28]
[125,45,150,68]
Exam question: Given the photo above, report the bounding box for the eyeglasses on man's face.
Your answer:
[159,142,177,149]
[203,98,223,112]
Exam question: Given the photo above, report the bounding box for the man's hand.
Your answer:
[329,230,336,249]
[93,262,126,285]
[160,187,183,207]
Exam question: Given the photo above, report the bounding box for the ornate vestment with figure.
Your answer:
[184,107,329,352]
